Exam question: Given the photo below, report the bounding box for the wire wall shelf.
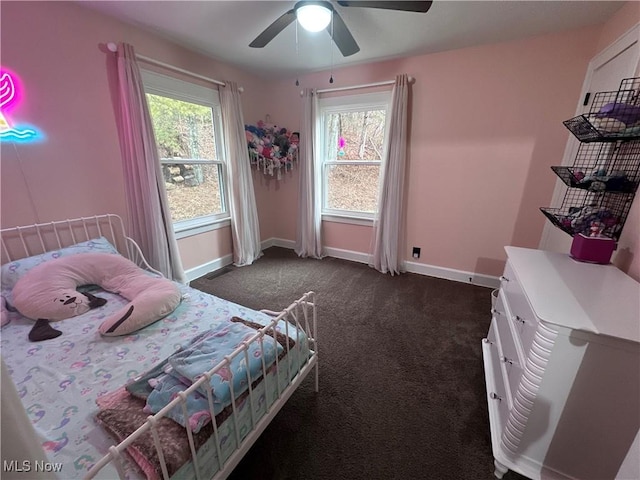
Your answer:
[563,77,640,142]
[543,77,640,241]
[540,189,634,240]
[550,141,640,193]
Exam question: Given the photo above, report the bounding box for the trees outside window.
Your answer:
[319,92,390,219]
[142,71,228,236]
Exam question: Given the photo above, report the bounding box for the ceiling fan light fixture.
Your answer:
[295,2,332,33]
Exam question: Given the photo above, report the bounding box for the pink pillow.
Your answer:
[11,253,181,336]
[1,296,9,327]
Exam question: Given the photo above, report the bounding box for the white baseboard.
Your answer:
[403,260,500,289]
[185,254,233,283]
[261,238,275,249]
[188,239,500,289]
[269,238,296,249]
[186,240,288,282]
[323,246,372,265]
[271,239,499,288]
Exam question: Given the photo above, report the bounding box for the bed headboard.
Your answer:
[0,214,156,273]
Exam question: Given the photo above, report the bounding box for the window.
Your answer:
[142,70,228,238]
[319,92,390,221]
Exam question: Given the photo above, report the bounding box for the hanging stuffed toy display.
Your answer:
[244,119,298,178]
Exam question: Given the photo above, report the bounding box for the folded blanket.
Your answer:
[169,321,282,404]
[96,387,223,480]
[125,317,290,433]
[95,317,298,479]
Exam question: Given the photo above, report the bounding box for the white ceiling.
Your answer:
[81,1,626,79]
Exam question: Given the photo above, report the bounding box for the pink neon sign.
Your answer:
[0,70,41,142]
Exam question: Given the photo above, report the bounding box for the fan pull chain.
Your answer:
[329,11,334,84]
[295,20,300,87]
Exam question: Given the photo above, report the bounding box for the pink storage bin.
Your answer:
[570,233,616,264]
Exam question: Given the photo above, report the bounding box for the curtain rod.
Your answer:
[315,76,414,94]
[106,42,243,92]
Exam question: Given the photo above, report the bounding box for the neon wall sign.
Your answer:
[0,69,42,142]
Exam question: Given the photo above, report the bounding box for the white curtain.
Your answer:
[114,43,186,283]
[295,88,323,258]
[1,358,57,479]
[372,74,411,275]
[219,81,262,266]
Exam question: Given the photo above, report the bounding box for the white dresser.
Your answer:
[483,247,640,480]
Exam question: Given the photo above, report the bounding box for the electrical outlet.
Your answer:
[412,247,421,259]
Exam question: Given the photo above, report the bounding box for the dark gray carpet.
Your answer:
[190,247,526,480]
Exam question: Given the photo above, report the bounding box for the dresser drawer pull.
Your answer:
[500,356,513,365]
[482,338,492,345]
[513,315,526,324]
[499,276,509,282]
[490,392,502,401]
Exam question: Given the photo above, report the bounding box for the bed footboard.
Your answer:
[86,291,318,480]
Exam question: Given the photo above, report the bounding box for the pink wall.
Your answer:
[244,97,301,243]
[262,26,602,276]
[0,1,269,271]
[2,1,637,280]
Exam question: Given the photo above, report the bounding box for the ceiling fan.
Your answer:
[249,1,433,57]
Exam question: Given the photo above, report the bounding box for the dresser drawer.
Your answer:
[493,292,524,403]
[493,291,521,368]
[484,320,509,430]
[501,261,539,355]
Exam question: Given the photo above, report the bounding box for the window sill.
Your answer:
[322,214,374,227]
[174,217,231,239]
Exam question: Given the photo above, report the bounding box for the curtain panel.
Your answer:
[114,43,186,283]
[219,81,262,266]
[295,88,323,259]
[1,358,56,479]
[371,74,410,275]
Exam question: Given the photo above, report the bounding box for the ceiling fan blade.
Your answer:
[249,9,296,48]
[328,10,360,57]
[337,1,433,13]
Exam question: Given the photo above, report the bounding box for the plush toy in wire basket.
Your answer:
[245,120,299,179]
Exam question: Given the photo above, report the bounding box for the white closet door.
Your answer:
[540,24,640,254]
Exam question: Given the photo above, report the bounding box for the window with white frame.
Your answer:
[318,92,390,221]
[142,70,228,238]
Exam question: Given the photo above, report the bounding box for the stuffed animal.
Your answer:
[589,221,605,237]
[590,116,627,133]
[273,134,290,155]
[596,102,640,126]
[11,253,181,341]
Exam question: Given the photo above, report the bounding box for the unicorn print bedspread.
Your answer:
[0,283,295,479]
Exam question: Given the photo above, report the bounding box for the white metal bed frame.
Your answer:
[1,214,156,272]
[0,214,319,480]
